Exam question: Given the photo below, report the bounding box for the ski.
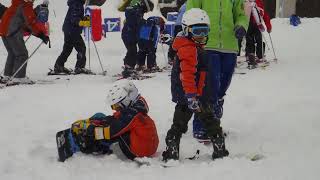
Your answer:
[56,128,80,162]
[48,68,103,76]
[112,73,155,81]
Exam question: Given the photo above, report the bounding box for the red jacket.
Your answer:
[0,0,42,36]
[172,36,206,97]
[251,0,272,32]
[92,96,159,157]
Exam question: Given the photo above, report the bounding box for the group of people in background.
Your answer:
[0,0,273,162]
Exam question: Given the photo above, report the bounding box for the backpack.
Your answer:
[35,4,49,23]
[139,16,160,42]
[290,14,301,27]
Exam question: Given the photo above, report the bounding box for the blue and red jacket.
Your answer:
[171,34,208,104]
[90,96,159,157]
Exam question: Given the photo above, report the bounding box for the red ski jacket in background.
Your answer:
[0,0,42,36]
[251,0,272,32]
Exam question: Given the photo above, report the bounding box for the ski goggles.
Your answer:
[190,26,210,37]
[111,103,123,111]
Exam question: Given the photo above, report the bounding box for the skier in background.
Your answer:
[162,8,229,162]
[0,0,49,84]
[52,0,91,75]
[136,16,165,73]
[245,0,272,69]
[121,0,154,78]
[165,2,186,65]
[70,79,159,160]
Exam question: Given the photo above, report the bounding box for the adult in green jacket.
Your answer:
[187,0,249,159]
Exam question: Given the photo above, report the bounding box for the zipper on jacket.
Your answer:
[219,0,223,48]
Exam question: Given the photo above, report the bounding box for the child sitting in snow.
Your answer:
[70,79,159,160]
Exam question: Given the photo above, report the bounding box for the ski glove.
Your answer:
[257,24,265,32]
[79,16,91,27]
[197,104,215,122]
[186,94,201,112]
[36,32,49,44]
[234,26,246,39]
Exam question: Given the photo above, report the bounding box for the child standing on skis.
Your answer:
[245,0,272,68]
[121,0,154,78]
[136,16,164,73]
[70,79,159,160]
[162,8,229,162]
[53,0,91,75]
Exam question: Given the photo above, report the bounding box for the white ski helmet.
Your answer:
[182,8,210,30]
[106,79,139,110]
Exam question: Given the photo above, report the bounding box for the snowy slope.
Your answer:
[1,0,320,180]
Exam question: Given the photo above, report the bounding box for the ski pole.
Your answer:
[268,33,278,62]
[92,40,106,75]
[261,34,265,61]
[85,0,91,70]
[24,34,32,43]
[87,29,91,70]
[6,42,43,84]
[261,33,270,51]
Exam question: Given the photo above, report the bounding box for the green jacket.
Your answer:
[187,0,249,53]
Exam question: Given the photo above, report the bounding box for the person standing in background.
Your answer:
[187,0,249,148]
[0,0,49,84]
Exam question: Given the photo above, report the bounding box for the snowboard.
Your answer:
[56,128,80,162]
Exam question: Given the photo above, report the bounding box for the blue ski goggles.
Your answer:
[190,26,210,37]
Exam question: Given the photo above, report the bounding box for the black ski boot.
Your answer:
[121,66,135,78]
[247,54,257,69]
[211,134,229,160]
[74,67,93,74]
[162,133,181,162]
[54,64,72,74]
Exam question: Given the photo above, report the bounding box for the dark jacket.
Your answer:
[0,3,7,19]
[171,33,208,104]
[62,0,84,34]
[121,4,145,43]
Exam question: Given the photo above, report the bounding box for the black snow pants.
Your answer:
[137,39,157,68]
[245,21,264,59]
[55,32,86,68]
[165,104,223,143]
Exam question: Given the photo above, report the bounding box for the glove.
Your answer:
[36,32,49,44]
[267,27,272,33]
[79,16,91,27]
[234,26,246,39]
[160,34,172,44]
[257,24,265,32]
[197,104,215,121]
[186,94,201,112]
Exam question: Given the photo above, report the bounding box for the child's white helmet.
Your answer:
[182,8,210,28]
[106,79,139,110]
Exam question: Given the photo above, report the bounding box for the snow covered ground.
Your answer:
[1,0,320,180]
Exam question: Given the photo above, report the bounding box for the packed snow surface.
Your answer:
[0,0,319,179]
